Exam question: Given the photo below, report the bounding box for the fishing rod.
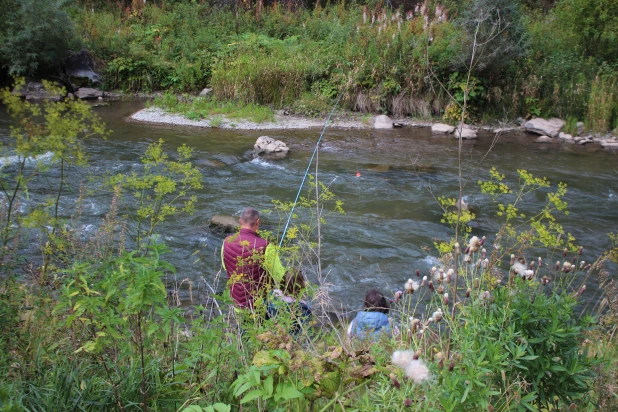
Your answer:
[278,91,345,247]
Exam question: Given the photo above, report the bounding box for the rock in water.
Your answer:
[254,136,290,157]
[210,215,240,233]
[431,123,455,134]
[374,115,394,129]
[535,135,554,143]
[524,118,565,138]
[75,87,103,100]
[21,82,63,101]
[453,124,477,139]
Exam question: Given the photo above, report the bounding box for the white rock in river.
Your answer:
[374,115,393,129]
[535,135,554,143]
[75,87,103,100]
[453,124,477,139]
[432,123,455,134]
[524,117,565,138]
[254,136,290,156]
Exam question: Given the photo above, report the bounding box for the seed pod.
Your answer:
[572,256,577,264]
[421,276,427,286]
[465,288,471,298]
[404,398,412,407]
[438,358,444,369]
[413,350,421,360]
[415,269,420,277]
[437,285,444,295]
[510,254,516,265]
[479,236,486,246]
[556,261,561,271]
[578,246,583,255]
[390,373,401,389]
[449,360,455,371]
[443,293,449,305]
[563,248,568,257]
[538,257,542,266]
[428,281,434,291]
[579,285,586,295]
[529,261,535,269]
[584,264,591,270]
[465,246,470,254]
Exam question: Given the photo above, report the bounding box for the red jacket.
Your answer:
[222,228,269,308]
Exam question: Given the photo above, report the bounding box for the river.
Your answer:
[1,100,616,311]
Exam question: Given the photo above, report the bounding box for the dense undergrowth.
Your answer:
[1,81,618,411]
[1,1,617,130]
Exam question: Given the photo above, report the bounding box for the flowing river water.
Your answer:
[1,100,617,311]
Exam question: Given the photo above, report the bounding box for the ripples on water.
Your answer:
[1,100,616,310]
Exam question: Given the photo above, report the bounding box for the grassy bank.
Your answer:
[60,1,618,132]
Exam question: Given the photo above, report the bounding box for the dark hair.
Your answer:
[239,207,260,226]
[282,269,305,297]
[364,290,389,314]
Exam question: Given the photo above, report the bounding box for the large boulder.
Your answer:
[254,136,290,157]
[210,215,239,234]
[374,115,394,129]
[17,82,63,101]
[74,87,103,100]
[64,49,101,87]
[453,124,477,139]
[432,123,455,134]
[524,117,565,138]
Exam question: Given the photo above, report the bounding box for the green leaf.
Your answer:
[280,385,303,400]
[241,389,265,404]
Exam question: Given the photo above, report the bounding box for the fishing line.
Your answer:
[278,91,344,247]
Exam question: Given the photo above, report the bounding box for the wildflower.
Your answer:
[542,276,551,285]
[578,246,583,255]
[443,293,449,305]
[438,358,444,369]
[437,285,445,295]
[445,273,452,284]
[511,261,527,278]
[476,259,482,268]
[465,246,470,254]
[510,254,516,265]
[480,236,486,246]
[390,373,401,389]
[480,290,491,302]
[466,288,471,298]
[524,270,534,280]
[394,290,403,303]
[469,236,480,253]
[563,261,572,273]
[454,242,460,254]
[528,261,535,269]
[563,248,568,257]
[404,398,412,407]
[481,248,487,259]
[432,308,443,322]
[572,256,577,264]
[415,269,421,277]
[421,275,427,286]
[584,263,591,270]
[482,258,489,268]
[555,261,561,271]
[410,318,420,333]
[392,350,415,368]
[413,350,421,360]
[404,360,430,384]
[579,285,586,296]
[464,255,472,264]
[538,257,542,266]
[431,266,437,275]
[405,279,419,294]
[428,281,434,291]
[448,360,455,371]
[579,261,585,269]
[474,278,480,289]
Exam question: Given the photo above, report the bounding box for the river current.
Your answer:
[1,100,616,311]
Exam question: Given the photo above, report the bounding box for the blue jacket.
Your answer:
[349,311,391,340]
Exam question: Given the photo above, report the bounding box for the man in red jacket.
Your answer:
[222,207,273,309]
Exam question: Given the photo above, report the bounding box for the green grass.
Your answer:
[152,93,275,124]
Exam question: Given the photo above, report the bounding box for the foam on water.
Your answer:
[0,151,55,168]
[249,158,286,170]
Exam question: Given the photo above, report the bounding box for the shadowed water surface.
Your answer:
[1,100,616,310]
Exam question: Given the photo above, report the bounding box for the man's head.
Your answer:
[239,207,260,230]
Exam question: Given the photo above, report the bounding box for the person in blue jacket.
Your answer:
[348,289,392,340]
